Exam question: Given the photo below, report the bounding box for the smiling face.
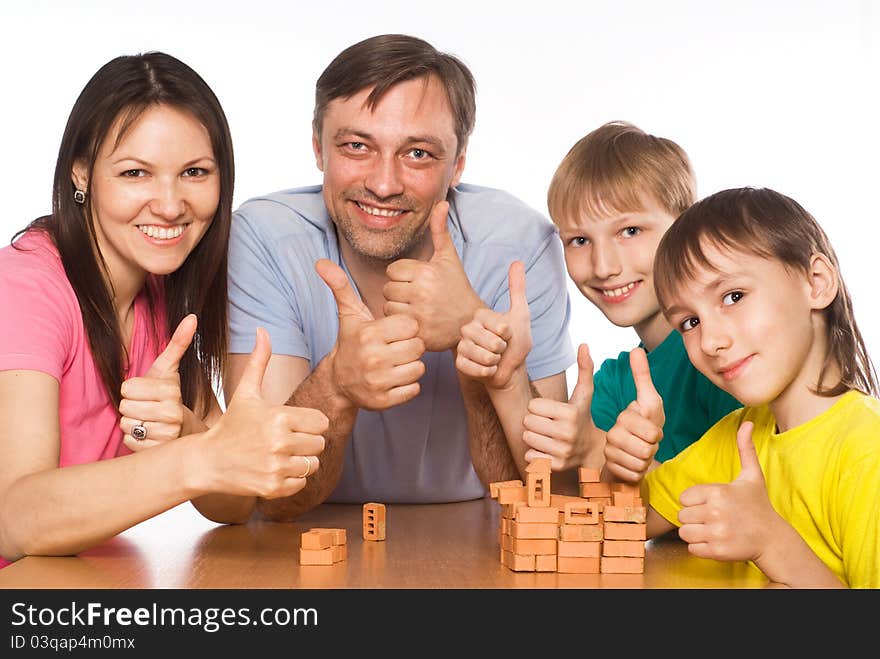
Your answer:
[312,74,466,264]
[72,103,220,292]
[556,196,676,349]
[662,241,833,413]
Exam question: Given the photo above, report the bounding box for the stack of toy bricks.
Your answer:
[299,527,347,565]
[490,462,647,574]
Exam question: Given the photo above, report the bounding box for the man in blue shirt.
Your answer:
[225,34,575,519]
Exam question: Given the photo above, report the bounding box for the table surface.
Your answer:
[0,498,770,589]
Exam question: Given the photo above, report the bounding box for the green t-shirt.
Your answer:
[590,330,741,462]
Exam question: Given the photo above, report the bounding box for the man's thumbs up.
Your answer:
[568,343,595,409]
[315,258,373,321]
[429,200,453,258]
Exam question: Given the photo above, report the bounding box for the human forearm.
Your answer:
[0,435,205,560]
[256,355,357,521]
[482,367,533,478]
[754,522,846,588]
[456,369,520,486]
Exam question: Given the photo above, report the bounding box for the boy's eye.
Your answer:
[722,291,744,305]
[568,236,588,248]
[621,227,641,238]
[679,317,700,332]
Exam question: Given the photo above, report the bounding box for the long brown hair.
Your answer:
[15,52,233,415]
[654,187,877,397]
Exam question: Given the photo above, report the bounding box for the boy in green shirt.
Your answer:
[456,121,740,480]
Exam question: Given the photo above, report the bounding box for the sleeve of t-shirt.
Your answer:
[590,357,623,432]
[509,232,575,381]
[227,207,308,357]
[0,262,73,381]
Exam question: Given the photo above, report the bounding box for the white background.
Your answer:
[2,0,878,394]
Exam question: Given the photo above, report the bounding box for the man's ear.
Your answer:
[807,252,839,311]
[312,131,324,172]
[449,144,467,188]
[71,159,89,191]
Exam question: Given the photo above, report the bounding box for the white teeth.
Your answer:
[138,224,186,240]
[601,282,637,298]
[357,202,404,217]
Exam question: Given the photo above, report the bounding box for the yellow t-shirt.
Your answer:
[643,390,880,588]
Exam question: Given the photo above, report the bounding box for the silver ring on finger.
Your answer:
[131,422,148,442]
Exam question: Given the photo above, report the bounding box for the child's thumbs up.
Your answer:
[733,421,765,485]
[629,347,664,427]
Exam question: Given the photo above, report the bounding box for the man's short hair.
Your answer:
[313,34,476,154]
[547,121,696,224]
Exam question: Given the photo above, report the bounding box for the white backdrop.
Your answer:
[2,0,878,394]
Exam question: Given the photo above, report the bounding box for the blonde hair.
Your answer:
[547,121,695,225]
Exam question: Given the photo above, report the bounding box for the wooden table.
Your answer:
[0,498,769,589]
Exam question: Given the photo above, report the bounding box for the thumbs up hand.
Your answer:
[120,314,199,451]
[676,421,781,562]
[603,348,666,482]
[201,328,329,499]
[520,343,598,471]
[455,261,532,390]
[384,200,484,351]
[317,259,426,411]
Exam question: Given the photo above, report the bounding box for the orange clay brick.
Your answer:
[318,528,347,545]
[515,505,560,524]
[602,540,645,557]
[579,482,612,498]
[577,467,600,483]
[564,500,600,525]
[527,472,551,508]
[512,538,557,555]
[603,522,647,541]
[301,529,334,550]
[601,556,644,574]
[507,552,537,572]
[550,494,584,509]
[500,503,518,519]
[363,503,386,541]
[526,457,552,473]
[497,486,528,505]
[490,479,524,498]
[557,556,601,574]
[535,554,557,572]
[501,533,513,552]
[602,505,647,523]
[559,524,604,542]
[510,521,558,539]
[501,517,510,535]
[590,497,612,512]
[557,540,601,558]
[331,544,347,563]
[299,547,335,565]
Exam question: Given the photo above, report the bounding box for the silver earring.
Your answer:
[73,189,86,204]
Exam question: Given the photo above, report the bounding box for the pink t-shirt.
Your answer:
[0,230,167,568]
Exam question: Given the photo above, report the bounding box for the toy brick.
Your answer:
[299,547,335,566]
[535,554,557,572]
[331,544,347,563]
[526,472,551,508]
[500,548,507,566]
[557,556,601,574]
[525,457,552,473]
[508,552,537,572]
[515,505,560,524]
[497,486,528,505]
[324,528,347,545]
[564,500,599,525]
[579,482,612,498]
[512,537,557,555]
[602,540,646,557]
[490,479,524,498]
[363,503,387,541]
[301,529,334,550]
[602,505,647,523]
[590,497,612,512]
[557,540,601,558]
[501,517,510,535]
[510,521,558,539]
[577,467,600,483]
[501,503,518,519]
[600,556,644,574]
[603,522,647,541]
[550,494,584,508]
[501,533,513,552]
[559,524,604,542]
